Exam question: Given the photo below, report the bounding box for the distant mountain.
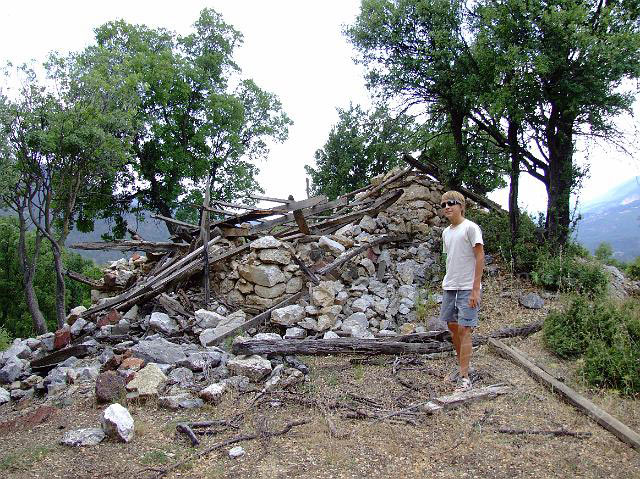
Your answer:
[65,212,171,265]
[575,176,640,262]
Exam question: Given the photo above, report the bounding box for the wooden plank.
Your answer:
[419,385,511,413]
[201,179,212,307]
[150,214,199,229]
[65,270,114,292]
[293,209,311,235]
[70,240,190,253]
[232,337,454,356]
[350,166,413,205]
[204,292,306,346]
[246,194,292,204]
[489,338,640,451]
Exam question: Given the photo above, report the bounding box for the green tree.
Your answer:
[88,9,292,232]
[306,104,418,199]
[347,0,640,248]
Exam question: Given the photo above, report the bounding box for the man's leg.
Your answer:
[447,322,461,359]
[458,325,473,378]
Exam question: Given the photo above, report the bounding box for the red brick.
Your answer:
[54,328,71,350]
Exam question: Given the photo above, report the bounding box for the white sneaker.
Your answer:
[455,377,472,393]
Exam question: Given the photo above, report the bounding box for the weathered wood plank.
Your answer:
[70,240,189,253]
[293,209,311,235]
[489,338,640,451]
[232,337,453,356]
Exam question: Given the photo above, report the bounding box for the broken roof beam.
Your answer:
[208,195,329,229]
[245,193,292,204]
[401,153,505,213]
[150,214,199,229]
[70,240,190,253]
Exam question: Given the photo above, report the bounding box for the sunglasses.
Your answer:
[440,200,461,208]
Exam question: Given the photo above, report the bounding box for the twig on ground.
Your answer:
[495,427,592,439]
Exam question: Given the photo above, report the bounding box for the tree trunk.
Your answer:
[448,107,468,190]
[545,108,575,248]
[51,241,67,329]
[507,119,520,253]
[16,210,47,335]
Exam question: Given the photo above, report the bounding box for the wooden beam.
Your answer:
[70,240,190,253]
[489,338,640,451]
[232,337,454,356]
[293,209,311,235]
[150,214,199,229]
[246,194,292,204]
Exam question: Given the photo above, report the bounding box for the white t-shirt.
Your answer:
[441,218,484,290]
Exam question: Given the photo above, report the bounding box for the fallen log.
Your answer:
[418,384,511,414]
[232,337,453,356]
[489,338,640,451]
[65,270,114,292]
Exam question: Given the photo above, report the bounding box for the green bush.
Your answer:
[627,256,640,281]
[544,297,640,396]
[532,254,608,298]
[0,326,11,351]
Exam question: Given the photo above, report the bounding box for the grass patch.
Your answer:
[0,445,56,472]
[140,450,170,466]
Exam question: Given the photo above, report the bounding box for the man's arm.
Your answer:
[469,243,484,308]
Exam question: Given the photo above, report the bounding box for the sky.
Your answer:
[1,0,639,214]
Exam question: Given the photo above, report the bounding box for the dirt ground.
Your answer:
[1,273,639,479]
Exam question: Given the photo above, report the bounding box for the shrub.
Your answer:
[0,326,11,351]
[532,254,608,298]
[544,297,640,395]
[627,256,640,281]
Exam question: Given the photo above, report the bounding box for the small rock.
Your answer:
[95,371,126,403]
[284,327,306,339]
[319,236,345,255]
[323,331,340,339]
[0,386,10,404]
[60,428,105,447]
[194,309,225,329]
[149,312,179,335]
[54,328,71,350]
[519,292,544,309]
[125,363,167,397]
[158,394,203,410]
[271,305,305,327]
[70,318,88,337]
[200,382,228,404]
[131,338,187,364]
[101,403,134,443]
[250,236,282,249]
[227,355,272,382]
[229,446,245,458]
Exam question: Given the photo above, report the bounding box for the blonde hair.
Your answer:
[441,191,466,215]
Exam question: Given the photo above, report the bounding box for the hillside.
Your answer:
[575,176,640,262]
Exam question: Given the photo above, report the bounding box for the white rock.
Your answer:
[227,355,272,382]
[352,296,373,313]
[0,387,10,404]
[70,318,87,337]
[200,382,228,404]
[285,276,303,294]
[254,333,282,340]
[271,305,305,326]
[254,282,287,299]
[323,331,340,339]
[60,428,105,447]
[229,446,245,458]
[101,403,135,443]
[195,309,225,329]
[238,264,285,287]
[122,305,139,321]
[258,248,292,265]
[349,326,375,339]
[360,257,376,275]
[149,312,179,335]
[342,312,369,332]
[359,215,377,233]
[319,236,345,255]
[250,236,282,249]
[125,363,167,397]
[284,327,306,339]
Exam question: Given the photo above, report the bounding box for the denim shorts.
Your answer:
[439,290,480,328]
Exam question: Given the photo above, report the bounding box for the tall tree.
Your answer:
[306,104,418,199]
[88,9,292,232]
[347,0,640,247]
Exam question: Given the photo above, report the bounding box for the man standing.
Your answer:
[438,191,484,392]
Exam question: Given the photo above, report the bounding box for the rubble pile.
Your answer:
[0,165,467,413]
